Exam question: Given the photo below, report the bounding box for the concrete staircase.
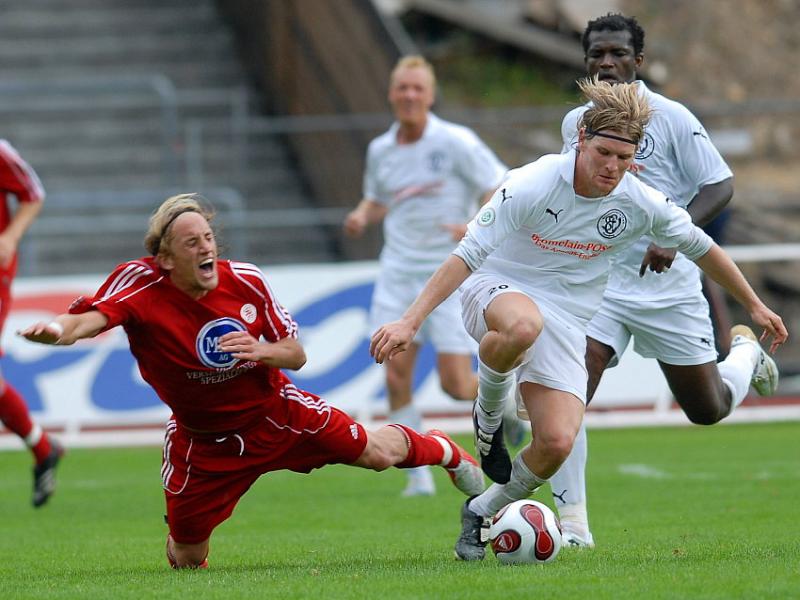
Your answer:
[0,0,337,275]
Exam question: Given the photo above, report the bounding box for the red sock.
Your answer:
[0,384,51,463]
[390,424,449,468]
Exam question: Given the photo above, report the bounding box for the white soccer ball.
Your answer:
[489,499,563,565]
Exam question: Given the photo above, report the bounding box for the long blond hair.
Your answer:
[143,193,215,256]
[578,77,652,146]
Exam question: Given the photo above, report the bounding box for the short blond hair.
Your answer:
[390,55,436,88]
[578,77,652,146]
[143,193,215,256]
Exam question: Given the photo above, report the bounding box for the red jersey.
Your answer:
[70,257,309,432]
[0,140,45,278]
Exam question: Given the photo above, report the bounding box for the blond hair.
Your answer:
[578,77,652,146]
[143,193,215,256]
[390,55,436,88]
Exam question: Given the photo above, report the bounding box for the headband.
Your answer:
[151,208,200,255]
[585,127,637,146]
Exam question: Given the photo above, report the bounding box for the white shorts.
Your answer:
[460,273,588,406]
[587,293,718,367]
[370,269,474,354]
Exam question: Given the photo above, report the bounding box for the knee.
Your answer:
[504,318,543,353]
[683,405,724,426]
[168,537,209,569]
[536,429,575,464]
[676,391,727,426]
[385,367,411,394]
[440,374,476,401]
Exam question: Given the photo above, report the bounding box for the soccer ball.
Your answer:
[489,499,563,565]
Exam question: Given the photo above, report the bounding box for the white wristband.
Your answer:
[48,321,64,342]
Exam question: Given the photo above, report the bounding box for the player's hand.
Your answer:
[441,223,468,242]
[749,305,788,354]
[639,243,677,277]
[370,320,415,364]
[343,211,368,238]
[218,331,264,362]
[17,321,63,345]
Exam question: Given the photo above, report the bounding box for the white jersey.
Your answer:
[561,81,731,303]
[364,113,507,274]
[453,150,714,324]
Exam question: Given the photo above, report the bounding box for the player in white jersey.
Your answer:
[344,56,508,496]
[549,13,783,548]
[369,78,787,560]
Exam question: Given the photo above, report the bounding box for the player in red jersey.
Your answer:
[19,193,485,569]
[0,140,63,507]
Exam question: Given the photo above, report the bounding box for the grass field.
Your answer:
[1,422,799,599]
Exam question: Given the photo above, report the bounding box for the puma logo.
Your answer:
[546,208,564,223]
[501,188,512,203]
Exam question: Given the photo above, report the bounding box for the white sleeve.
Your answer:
[453,130,507,193]
[650,196,714,260]
[671,105,733,187]
[560,107,584,154]
[453,175,538,271]
[362,141,385,204]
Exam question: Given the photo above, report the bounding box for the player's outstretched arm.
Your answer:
[18,311,109,346]
[694,244,788,352]
[370,255,472,364]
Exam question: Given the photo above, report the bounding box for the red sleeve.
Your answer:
[0,141,45,203]
[69,259,162,330]
[229,261,298,342]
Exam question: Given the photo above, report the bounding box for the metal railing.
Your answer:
[0,74,181,184]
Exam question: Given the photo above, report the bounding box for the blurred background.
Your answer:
[2,0,798,392]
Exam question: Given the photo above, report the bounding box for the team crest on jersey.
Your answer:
[428,150,446,172]
[477,207,496,227]
[196,317,247,369]
[636,131,655,160]
[597,209,627,239]
[240,303,257,324]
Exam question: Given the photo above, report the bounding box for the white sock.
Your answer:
[469,453,547,517]
[718,340,758,415]
[549,422,587,511]
[476,361,516,432]
[390,404,423,431]
[24,423,43,447]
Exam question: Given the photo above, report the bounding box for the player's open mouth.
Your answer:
[199,258,215,274]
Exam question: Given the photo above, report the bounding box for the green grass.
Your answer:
[2,422,799,599]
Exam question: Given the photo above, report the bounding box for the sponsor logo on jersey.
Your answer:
[349,423,359,439]
[636,131,655,159]
[477,207,496,227]
[530,233,610,259]
[240,303,257,324]
[428,150,446,172]
[196,317,247,369]
[596,209,628,239]
[545,208,564,223]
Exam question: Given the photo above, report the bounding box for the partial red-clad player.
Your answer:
[0,140,63,507]
[19,193,485,568]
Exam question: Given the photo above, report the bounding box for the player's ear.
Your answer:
[156,251,174,271]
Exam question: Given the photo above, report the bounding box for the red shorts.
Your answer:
[161,391,367,544]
